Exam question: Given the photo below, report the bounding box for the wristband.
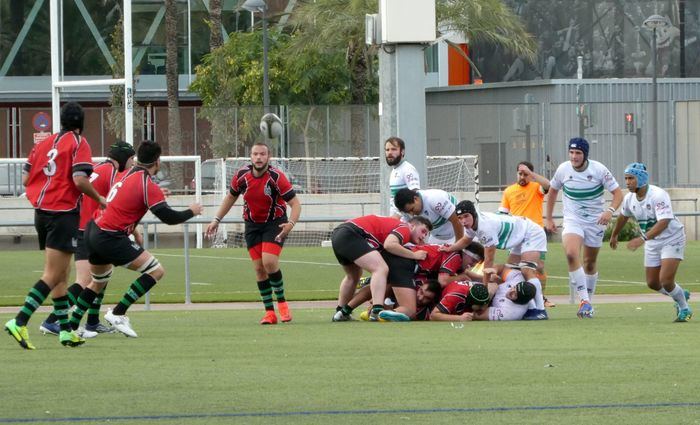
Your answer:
[288,220,296,227]
[213,216,221,223]
[640,233,647,241]
[607,207,615,213]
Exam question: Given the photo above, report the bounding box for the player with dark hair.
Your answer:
[429,282,491,322]
[5,102,105,349]
[70,140,202,337]
[331,214,431,321]
[545,138,622,318]
[394,188,464,244]
[206,142,301,325]
[610,163,692,322]
[39,141,136,338]
[472,266,537,321]
[385,136,420,217]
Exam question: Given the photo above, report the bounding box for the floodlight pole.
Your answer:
[643,14,669,182]
[243,0,270,113]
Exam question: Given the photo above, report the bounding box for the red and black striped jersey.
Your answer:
[95,166,165,235]
[347,215,412,249]
[436,281,475,316]
[24,131,93,212]
[412,244,462,277]
[230,165,296,223]
[79,161,119,230]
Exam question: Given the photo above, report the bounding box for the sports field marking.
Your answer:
[1,401,698,423]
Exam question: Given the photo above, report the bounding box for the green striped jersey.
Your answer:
[475,211,528,250]
[550,160,619,222]
[414,189,457,239]
[389,160,420,216]
[620,185,684,246]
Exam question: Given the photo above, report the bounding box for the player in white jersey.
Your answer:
[385,137,421,217]
[445,200,548,319]
[610,163,692,322]
[545,138,623,318]
[394,188,463,244]
[473,266,537,321]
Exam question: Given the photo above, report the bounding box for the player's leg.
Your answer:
[353,251,390,321]
[561,224,592,317]
[582,245,600,301]
[333,264,364,321]
[69,261,111,334]
[378,252,417,320]
[520,251,546,314]
[261,220,291,322]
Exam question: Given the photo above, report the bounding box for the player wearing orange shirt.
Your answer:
[499,161,554,308]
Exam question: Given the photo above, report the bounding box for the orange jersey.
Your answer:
[499,182,545,226]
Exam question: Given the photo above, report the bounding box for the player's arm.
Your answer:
[471,309,490,321]
[609,213,630,250]
[599,187,623,226]
[206,192,238,237]
[544,187,559,233]
[521,166,550,192]
[151,202,202,225]
[643,218,671,240]
[73,164,106,208]
[384,234,424,260]
[276,196,301,241]
[429,305,473,322]
[448,213,464,241]
[481,246,497,286]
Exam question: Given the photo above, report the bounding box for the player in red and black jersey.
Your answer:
[331,214,431,321]
[72,141,202,338]
[206,142,301,325]
[430,281,490,322]
[5,102,105,350]
[39,141,136,337]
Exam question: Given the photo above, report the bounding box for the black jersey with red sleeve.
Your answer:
[24,131,94,212]
[436,281,475,315]
[230,165,296,223]
[95,166,166,235]
[348,215,412,249]
[79,161,118,230]
[412,245,462,278]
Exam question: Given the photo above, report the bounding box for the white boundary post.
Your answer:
[160,155,202,248]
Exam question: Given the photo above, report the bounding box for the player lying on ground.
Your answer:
[471,265,538,321]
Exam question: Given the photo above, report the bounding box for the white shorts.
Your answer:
[645,237,685,267]
[561,218,606,248]
[488,302,528,321]
[509,221,547,256]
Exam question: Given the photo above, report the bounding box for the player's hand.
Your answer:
[609,235,618,250]
[459,312,474,321]
[275,222,294,243]
[438,244,457,253]
[597,210,613,225]
[544,218,557,233]
[98,196,108,209]
[189,203,203,216]
[517,164,532,178]
[626,237,644,251]
[413,250,428,261]
[205,221,219,239]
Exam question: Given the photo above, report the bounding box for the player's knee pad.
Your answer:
[519,261,538,271]
[91,267,113,283]
[136,256,161,275]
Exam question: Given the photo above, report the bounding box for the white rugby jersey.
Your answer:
[389,160,420,215]
[620,185,685,247]
[474,211,528,250]
[550,159,619,223]
[488,268,528,321]
[415,189,456,239]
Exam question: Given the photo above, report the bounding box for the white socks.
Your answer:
[585,272,598,302]
[528,278,545,310]
[668,285,689,309]
[570,267,589,303]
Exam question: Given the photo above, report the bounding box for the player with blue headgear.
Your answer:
[611,162,691,322]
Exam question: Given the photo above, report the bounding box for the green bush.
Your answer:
[603,218,639,242]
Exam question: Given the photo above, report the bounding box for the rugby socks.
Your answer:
[585,273,598,302]
[669,285,689,309]
[340,305,354,316]
[268,270,286,302]
[15,280,51,326]
[45,282,83,324]
[52,296,71,332]
[658,288,670,296]
[86,287,106,327]
[569,268,590,302]
[257,279,274,311]
[527,278,545,310]
[70,288,98,330]
[112,274,157,316]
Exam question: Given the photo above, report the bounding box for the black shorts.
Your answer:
[331,223,377,265]
[382,251,417,289]
[244,217,287,249]
[85,220,144,266]
[35,210,79,253]
[74,230,89,261]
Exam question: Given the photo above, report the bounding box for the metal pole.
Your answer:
[124,0,134,146]
[184,223,191,304]
[651,27,658,180]
[143,222,151,310]
[50,0,61,133]
[262,8,270,113]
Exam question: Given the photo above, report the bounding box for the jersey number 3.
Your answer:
[42,149,58,177]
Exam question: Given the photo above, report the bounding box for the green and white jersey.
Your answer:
[414,189,456,239]
[620,185,685,247]
[474,211,528,250]
[389,160,420,216]
[550,159,619,223]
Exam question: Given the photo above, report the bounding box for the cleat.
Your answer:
[577,301,594,318]
[104,309,138,337]
[5,319,35,350]
[77,327,98,339]
[278,302,292,323]
[332,310,354,322]
[378,310,410,322]
[39,320,60,336]
[369,311,380,322]
[260,310,277,325]
[674,290,691,316]
[544,297,556,308]
[359,310,370,321]
[522,309,549,320]
[59,330,85,347]
[357,276,371,289]
[85,322,116,334]
[675,307,693,323]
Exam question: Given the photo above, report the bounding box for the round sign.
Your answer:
[32,112,51,132]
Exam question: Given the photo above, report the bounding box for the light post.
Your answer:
[643,14,670,181]
[242,0,269,112]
